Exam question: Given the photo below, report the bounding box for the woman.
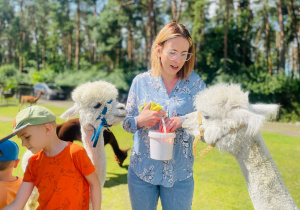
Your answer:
[122,22,206,210]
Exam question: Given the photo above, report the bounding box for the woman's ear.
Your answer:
[155,44,161,57]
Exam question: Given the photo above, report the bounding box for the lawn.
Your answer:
[0,103,299,209]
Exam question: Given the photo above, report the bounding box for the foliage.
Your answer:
[30,68,56,84]
[0,65,19,90]
[55,66,131,92]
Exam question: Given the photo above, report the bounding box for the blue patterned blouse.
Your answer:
[122,70,206,187]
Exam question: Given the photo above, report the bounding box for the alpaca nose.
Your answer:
[117,103,126,110]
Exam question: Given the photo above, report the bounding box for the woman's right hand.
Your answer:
[137,102,166,129]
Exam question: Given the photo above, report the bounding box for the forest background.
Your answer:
[0,0,299,122]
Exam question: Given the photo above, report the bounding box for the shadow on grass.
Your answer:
[104,170,129,188]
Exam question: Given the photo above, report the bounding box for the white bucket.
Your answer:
[148,130,176,160]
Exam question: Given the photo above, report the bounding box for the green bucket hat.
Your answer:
[0,105,56,143]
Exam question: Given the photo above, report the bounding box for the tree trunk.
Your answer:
[171,0,177,21]
[93,1,97,63]
[0,20,2,63]
[42,23,46,70]
[254,24,263,63]
[34,22,39,71]
[66,4,72,68]
[171,0,183,22]
[192,1,206,69]
[19,0,24,72]
[223,0,230,73]
[153,0,157,36]
[146,0,153,69]
[295,40,299,78]
[277,0,285,72]
[68,32,72,69]
[176,0,183,22]
[75,0,80,71]
[289,0,300,75]
[237,0,241,28]
[83,13,92,63]
[263,4,272,74]
[31,2,40,71]
[127,29,133,61]
[291,43,295,77]
[242,0,251,65]
[52,46,56,61]
[200,10,205,51]
[276,31,280,72]
[116,28,121,68]
[8,40,12,63]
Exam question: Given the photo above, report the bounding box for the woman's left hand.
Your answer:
[159,117,182,133]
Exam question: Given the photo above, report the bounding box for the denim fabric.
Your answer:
[122,70,206,187]
[127,167,194,210]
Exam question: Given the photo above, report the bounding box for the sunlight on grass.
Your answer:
[0,104,299,209]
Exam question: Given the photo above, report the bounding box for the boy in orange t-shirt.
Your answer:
[0,140,22,209]
[1,106,101,210]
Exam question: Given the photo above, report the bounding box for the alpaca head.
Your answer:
[182,83,279,155]
[60,81,127,131]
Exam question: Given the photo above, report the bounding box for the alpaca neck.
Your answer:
[36,92,42,99]
[235,132,297,210]
[81,126,106,188]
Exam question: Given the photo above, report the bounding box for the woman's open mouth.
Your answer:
[170,65,179,70]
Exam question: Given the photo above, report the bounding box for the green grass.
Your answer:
[0,104,299,209]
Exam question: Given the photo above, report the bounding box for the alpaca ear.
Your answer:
[231,109,266,137]
[249,104,280,120]
[60,103,80,119]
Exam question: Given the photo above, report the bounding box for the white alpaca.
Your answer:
[21,80,127,209]
[60,80,127,198]
[21,150,39,210]
[182,83,298,210]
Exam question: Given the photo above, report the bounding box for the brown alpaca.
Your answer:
[56,118,130,166]
[19,90,44,110]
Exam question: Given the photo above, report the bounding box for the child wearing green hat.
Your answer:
[1,105,101,210]
[0,140,22,209]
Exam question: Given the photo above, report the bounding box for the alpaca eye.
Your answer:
[94,103,102,109]
[204,116,210,119]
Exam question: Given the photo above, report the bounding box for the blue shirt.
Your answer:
[122,70,206,187]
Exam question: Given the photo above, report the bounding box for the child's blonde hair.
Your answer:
[151,22,195,79]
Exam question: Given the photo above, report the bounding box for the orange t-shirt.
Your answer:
[23,142,95,210]
[0,177,23,209]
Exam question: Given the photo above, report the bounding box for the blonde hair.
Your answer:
[151,22,195,79]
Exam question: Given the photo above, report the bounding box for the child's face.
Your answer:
[17,125,48,154]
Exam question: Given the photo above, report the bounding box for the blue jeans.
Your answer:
[127,167,194,210]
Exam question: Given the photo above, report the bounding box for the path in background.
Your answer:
[261,122,300,137]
